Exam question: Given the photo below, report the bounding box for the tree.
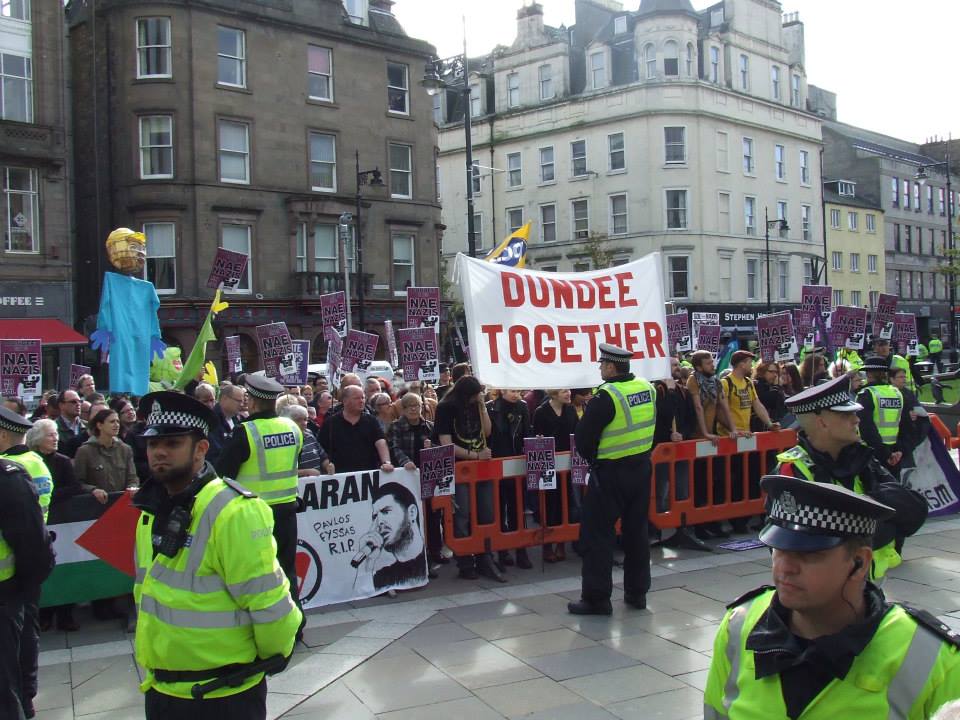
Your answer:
[584,232,612,270]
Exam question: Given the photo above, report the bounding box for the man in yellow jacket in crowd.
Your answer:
[133,391,301,719]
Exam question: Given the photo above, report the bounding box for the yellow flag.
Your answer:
[484,222,530,268]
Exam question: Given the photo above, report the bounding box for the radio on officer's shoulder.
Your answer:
[153,505,192,557]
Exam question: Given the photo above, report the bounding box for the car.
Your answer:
[363,360,395,382]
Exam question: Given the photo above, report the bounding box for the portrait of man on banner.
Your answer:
[352,482,427,592]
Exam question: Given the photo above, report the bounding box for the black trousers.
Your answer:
[271,501,299,605]
[578,454,652,603]
[145,677,267,720]
[0,597,25,720]
[19,589,39,705]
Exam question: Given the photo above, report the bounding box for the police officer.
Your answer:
[568,343,656,615]
[774,374,926,580]
[873,335,915,392]
[857,355,912,480]
[704,475,960,719]
[929,333,944,372]
[215,375,303,609]
[0,408,54,719]
[134,391,301,719]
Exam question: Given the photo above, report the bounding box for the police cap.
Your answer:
[0,406,32,434]
[244,373,285,400]
[759,474,895,552]
[139,391,217,438]
[784,373,862,414]
[861,354,891,373]
[598,343,632,364]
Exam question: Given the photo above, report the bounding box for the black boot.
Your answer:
[567,598,613,616]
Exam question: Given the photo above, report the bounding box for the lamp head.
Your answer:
[369,169,384,187]
[421,59,442,95]
[915,166,928,185]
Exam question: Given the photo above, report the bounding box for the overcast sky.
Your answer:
[393,0,957,145]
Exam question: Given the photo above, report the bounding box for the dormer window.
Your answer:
[614,15,627,35]
[590,52,606,89]
[839,181,856,197]
[342,0,368,26]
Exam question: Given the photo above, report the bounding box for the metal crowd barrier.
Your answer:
[433,430,798,557]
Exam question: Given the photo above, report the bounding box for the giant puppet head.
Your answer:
[106,227,147,275]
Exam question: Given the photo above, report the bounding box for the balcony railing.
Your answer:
[294,271,373,297]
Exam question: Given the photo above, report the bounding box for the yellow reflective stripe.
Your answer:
[0,551,13,581]
[887,625,943,719]
[722,606,748,715]
[598,438,650,455]
[249,594,297,624]
[227,569,286,598]
[604,384,657,434]
[139,595,252,628]
[246,422,299,482]
[256,488,298,502]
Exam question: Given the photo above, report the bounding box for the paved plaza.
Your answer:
[31,512,960,720]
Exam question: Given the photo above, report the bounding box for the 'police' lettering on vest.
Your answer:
[627,390,652,407]
[263,431,297,449]
[878,398,902,410]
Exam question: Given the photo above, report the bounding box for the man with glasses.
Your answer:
[207,382,245,465]
[55,390,85,459]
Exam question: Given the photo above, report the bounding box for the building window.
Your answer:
[589,52,606,88]
[719,254,732,300]
[718,191,731,233]
[866,213,876,233]
[799,150,810,184]
[614,15,628,34]
[742,137,754,174]
[1,0,29,20]
[469,85,481,118]
[913,182,920,211]
[710,46,720,83]
[432,93,443,125]
[891,177,899,207]
[926,185,934,213]
[774,144,785,180]
[308,46,333,101]
[662,40,679,76]
[905,225,912,253]
[666,189,687,229]
[471,159,481,194]
[3,167,37,253]
[507,72,520,107]
[739,54,749,90]
[343,0,368,25]
[833,289,843,306]
[295,223,307,271]
[540,204,556,243]
[142,222,176,293]
[609,193,628,235]
[387,62,408,114]
[218,120,250,184]
[309,132,336,192]
[664,127,686,164]
[851,290,861,307]
[830,208,840,229]
[139,115,173,179]
[868,254,877,273]
[668,256,689,299]
[803,259,813,286]
[801,204,811,241]
[0,53,31,122]
[791,74,800,106]
[777,201,788,238]
[538,64,553,100]
[608,133,625,171]
[506,151,522,188]
[848,211,858,231]
[392,233,414,294]
[869,290,879,307]
[893,223,901,251]
[831,251,842,271]
[686,43,694,76]
[744,196,756,235]
[221,224,251,293]
[136,18,171,79]
[771,65,780,100]
[903,179,910,209]
[507,207,524,234]
[471,213,483,250]
[571,199,589,238]
[571,140,587,177]
[939,187,946,215]
[838,181,855,197]
[716,131,729,171]
[746,258,758,300]
[389,143,412,198]
[850,252,860,272]
[644,44,656,79]
[777,259,788,300]
[539,146,554,183]
[217,27,246,87]
[313,223,355,272]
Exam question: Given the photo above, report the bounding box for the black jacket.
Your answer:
[207,404,239,466]
[486,397,530,458]
[0,459,55,600]
[755,378,788,424]
[653,380,695,444]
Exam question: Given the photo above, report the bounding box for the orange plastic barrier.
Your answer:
[433,430,797,556]
[928,412,960,450]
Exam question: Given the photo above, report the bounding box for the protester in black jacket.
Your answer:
[487,390,533,570]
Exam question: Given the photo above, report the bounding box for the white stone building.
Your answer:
[436,0,825,311]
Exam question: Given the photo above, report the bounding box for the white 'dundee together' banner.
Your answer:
[455,253,670,388]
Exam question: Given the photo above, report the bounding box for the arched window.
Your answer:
[644,44,656,79]
[663,40,679,76]
[686,43,694,76]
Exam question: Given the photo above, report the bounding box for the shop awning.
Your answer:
[0,319,88,346]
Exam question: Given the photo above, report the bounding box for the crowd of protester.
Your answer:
[0,336,941,620]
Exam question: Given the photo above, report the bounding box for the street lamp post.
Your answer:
[422,54,477,257]
[764,207,790,311]
[916,144,956,361]
[354,151,384,333]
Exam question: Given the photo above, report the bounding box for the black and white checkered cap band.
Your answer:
[789,389,855,414]
[246,385,281,400]
[146,408,209,434]
[0,416,30,434]
[770,498,877,536]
